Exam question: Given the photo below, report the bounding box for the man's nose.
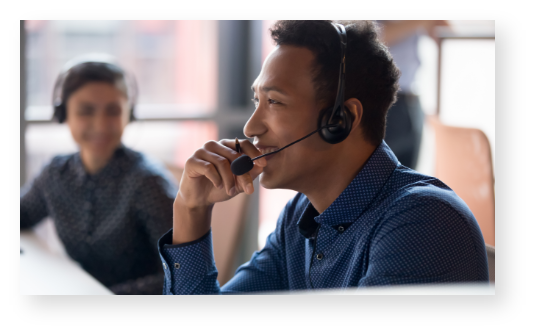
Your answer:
[243,107,267,139]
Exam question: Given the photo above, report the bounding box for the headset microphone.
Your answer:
[231,22,351,177]
[230,124,336,176]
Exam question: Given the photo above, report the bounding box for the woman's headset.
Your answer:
[317,22,353,145]
[52,55,138,123]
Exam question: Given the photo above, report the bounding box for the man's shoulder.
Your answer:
[379,166,480,240]
[388,166,472,218]
[274,192,309,227]
[368,167,489,282]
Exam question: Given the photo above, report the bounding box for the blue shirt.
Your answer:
[21,145,177,294]
[158,141,489,294]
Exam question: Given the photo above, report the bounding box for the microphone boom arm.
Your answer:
[251,124,337,162]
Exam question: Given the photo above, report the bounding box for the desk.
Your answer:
[20,231,113,295]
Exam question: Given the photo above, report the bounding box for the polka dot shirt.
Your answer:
[159,141,489,294]
[20,145,177,295]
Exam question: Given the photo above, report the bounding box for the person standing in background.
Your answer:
[378,20,449,169]
[20,57,177,294]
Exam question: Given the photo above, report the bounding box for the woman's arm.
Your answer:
[130,172,177,294]
[136,173,177,251]
[20,171,49,230]
[109,272,165,295]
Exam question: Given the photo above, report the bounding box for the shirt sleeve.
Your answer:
[158,210,288,295]
[358,195,489,287]
[20,168,49,230]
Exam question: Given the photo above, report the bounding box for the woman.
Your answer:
[20,58,177,294]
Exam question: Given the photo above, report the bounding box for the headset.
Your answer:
[231,22,353,176]
[318,22,352,145]
[52,55,138,123]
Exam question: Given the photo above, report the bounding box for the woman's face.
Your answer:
[65,82,130,161]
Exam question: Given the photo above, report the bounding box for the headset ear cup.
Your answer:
[318,106,352,144]
[53,103,66,123]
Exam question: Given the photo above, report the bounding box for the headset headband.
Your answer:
[52,55,138,112]
[329,22,347,124]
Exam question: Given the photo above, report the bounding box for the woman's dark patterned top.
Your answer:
[20,145,178,295]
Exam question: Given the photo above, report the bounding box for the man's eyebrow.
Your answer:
[250,85,288,95]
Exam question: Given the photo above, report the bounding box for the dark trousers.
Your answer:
[384,93,424,170]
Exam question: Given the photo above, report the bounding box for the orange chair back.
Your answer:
[428,116,495,246]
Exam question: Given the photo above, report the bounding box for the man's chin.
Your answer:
[259,173,276,189]
[259,173,290,190]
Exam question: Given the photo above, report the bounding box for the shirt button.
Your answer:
[174,263,180,269]
[316,253,324,260]
[338,226,345,232]
[163,263,167,270]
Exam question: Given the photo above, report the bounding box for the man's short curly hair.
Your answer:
[269,20,400,146]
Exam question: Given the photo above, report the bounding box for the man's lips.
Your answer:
[254,145,280,161]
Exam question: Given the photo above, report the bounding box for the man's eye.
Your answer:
[268,99,279,104]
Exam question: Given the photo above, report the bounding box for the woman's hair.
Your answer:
[269,20,400,146]
[52,61,137,123]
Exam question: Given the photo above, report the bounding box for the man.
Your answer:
[158,20,489,294]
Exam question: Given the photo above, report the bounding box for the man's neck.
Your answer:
[303,141,378,214]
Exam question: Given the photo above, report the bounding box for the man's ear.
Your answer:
[344,98,363,131]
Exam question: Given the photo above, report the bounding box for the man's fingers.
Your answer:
[187,157,223,190]
[249,163,264,181]
[237,173,255,195]
[201,141,254,194]
[240,140,267,167]
[220,139,267,168]
[194,139,266,195]
[204,140,241,161]
[220,139,265,194]
[196,150,236,196]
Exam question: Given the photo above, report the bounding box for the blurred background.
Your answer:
[20,20,495,288]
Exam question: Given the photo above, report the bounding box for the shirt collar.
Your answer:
[71,144,128,184]
[312,140,399,226]
[297,201,320,239]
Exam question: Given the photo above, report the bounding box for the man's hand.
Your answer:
[172,139,266,244]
